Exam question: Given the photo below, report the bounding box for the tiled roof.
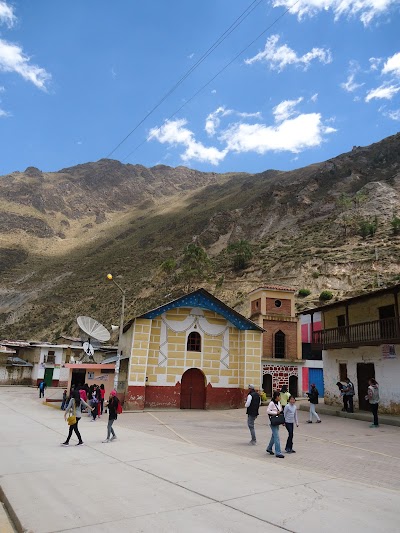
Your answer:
[250,285,296,293]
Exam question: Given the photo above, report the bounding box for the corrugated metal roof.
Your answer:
[6,356,33,367]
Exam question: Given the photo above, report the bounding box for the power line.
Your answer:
[122,0,300,162]
[106,0,265,158]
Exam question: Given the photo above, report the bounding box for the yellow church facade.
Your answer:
[123,289,263,410]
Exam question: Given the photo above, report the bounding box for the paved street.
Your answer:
[1,387,399,532]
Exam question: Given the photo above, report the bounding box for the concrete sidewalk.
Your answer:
[1,387,399,533]
[299,401,400,427]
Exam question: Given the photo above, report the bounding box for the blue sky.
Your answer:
[0,0,399,175]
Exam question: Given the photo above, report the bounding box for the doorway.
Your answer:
[71,369,86,388]
[289,375,298,397]
[309,368,324,396]
[262,374,272,398]
[180,368,205,409]
[357,363,375,410]
[44,368,54,387]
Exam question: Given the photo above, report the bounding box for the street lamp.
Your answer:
[106,273,126,391]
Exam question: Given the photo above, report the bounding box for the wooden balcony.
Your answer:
[312,317,400,349]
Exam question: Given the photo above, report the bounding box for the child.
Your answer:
[284,396,299,453]
[61,389,67,410]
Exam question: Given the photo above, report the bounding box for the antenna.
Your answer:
[77,315,111,345]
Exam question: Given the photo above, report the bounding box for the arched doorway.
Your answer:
[289,375,298,397]
[262,373,273,398]
[180,368,206,409]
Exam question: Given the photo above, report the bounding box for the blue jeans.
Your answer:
[107,419,116,439]
[267,424,281,456]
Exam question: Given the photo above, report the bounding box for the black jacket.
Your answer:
[246,391,260,416]
[108,396,120,420]
[308,388,319,404]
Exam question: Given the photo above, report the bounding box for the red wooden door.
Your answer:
[180,368,205,409]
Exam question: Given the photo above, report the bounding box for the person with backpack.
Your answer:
[245,384,261,445]
[343,377,355,413]
[102,390,120,443]
[366,378,380,428]
[62,391,94,446]
[306,384,321,423]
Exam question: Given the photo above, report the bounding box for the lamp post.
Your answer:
[107,273,126,392]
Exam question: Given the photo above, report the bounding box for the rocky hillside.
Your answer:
[1,132,400,340]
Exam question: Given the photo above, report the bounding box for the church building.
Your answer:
[122,289,263,410]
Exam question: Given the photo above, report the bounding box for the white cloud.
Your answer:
[148,119,228,166]
[205,106,233,136]
[0,39,51,90]
[237,111,262,118]
[341,73,364,92]
[0,85,5,92]
[0,1,16,28]
[365,83,400,102]
[0,107,10,117]
[219,113,336,154]
[382,52,400,77]
[273,97,303,122]
[310,93,318,102]
[272,0,398,25]
[245,35,332,71]
[211,89,217,94]
[369,57,383,71]
[188,53,195,59]
[386,109,400,120]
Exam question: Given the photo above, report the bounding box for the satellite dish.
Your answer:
[111,324,119,332]
[83,341,95,356]
[77,316,111,343]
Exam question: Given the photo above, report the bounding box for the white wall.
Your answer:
[323,345,400,413]
[0,365,32,384]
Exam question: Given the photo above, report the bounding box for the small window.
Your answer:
[256,301,259,308]
[275,300,282,308]
[339,363,347,381]
[274,330,285,358]
[337,315,346,327]
[187,332,201,352]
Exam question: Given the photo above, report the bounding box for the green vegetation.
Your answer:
[312,272,320,279]
[227,240,253,271]
[181,243,210,291]
[298,288,311,297]
[391,215,400,235]
[359,217,378,239]
[319,290,333,301]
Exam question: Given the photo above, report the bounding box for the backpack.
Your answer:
[116,400,123,414]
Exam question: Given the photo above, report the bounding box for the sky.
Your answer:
[0,0,399,175]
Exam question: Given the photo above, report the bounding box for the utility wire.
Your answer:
[106,0,265,158]
[122,0,300,162]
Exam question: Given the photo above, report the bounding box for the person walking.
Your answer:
[366,378,380,428]
[245,384,261,445]
[61,389,68,410]
[343,377,355,413]
[38,380,46,398]
[102,390,120,443]
[62,391,93,446]
[284,396,299,453]
[306,384,321,423]
[336,381,347,412]
[90,386,99,421]
[280,385,291,409]
[266,391,285,458]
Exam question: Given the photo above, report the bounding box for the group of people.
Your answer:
[336,378,355,413]
[61,386,121,446]
[62,383,106,420]
[246,378,380,457]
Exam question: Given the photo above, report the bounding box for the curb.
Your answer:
[299,403,400,427]
[0,486,24,533]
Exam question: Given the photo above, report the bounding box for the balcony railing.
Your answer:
[312,317,400,349]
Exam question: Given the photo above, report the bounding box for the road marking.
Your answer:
[147,412,193,444]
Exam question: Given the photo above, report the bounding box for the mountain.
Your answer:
[1,132,400,340]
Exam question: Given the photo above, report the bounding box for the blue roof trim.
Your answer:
[139,289,262,331]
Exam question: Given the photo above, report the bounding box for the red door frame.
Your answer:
[180,368,206,409]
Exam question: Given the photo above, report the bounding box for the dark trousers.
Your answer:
[39,389,44,398]
[285,422,294,451]
[92,404,98,419]
[346,395,354,413]
[101,399,104,415]
[66,417,82,443]
[371,403,379,426]
[342,395,348,411]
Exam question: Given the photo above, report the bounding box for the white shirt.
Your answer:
[266,400,282,415]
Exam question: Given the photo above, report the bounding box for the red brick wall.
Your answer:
[265,297,292,316]
[262,364,298,393]
[206,384,243,409]
[251,298,261,316]
[262,319,298,358]
[126,385,146,410]
[145,383,181,409]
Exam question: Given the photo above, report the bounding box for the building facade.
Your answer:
[300,312,324,396]
[248,285,303,398]
[123,289,263,410]
[305,284,400,414]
